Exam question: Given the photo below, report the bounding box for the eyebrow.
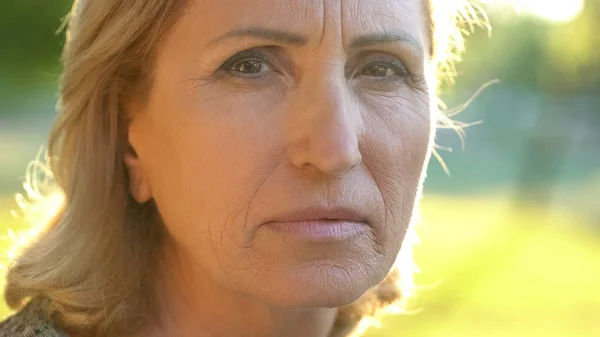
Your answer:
[208,27,307,47]
[209,27,423,54]
[349,31,424,55]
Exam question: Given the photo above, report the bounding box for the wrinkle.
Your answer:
[359,160,387,256]
[318,1,327,47]
[243,157,283,247]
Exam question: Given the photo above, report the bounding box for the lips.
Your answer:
[262,206,370,241]
[264,206,368,224]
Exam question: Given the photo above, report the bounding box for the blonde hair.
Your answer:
[4,0,488,336]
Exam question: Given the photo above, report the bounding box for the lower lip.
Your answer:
[263,220,368,241]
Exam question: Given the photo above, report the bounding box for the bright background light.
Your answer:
[505,0,585,23]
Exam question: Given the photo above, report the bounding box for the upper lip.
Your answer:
[265,206,367,223]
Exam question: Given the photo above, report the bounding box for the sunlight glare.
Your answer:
[508,0,585,23]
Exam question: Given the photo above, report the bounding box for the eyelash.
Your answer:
[356,59,409,80]
[219,49,275,80]
[218,49,412,83]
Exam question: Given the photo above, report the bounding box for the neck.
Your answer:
[146,242,338,337]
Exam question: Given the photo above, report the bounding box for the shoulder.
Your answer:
[0,298,69,337]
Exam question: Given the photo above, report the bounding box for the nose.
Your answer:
[286,76,363,177]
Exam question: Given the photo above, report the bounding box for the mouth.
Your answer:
[263,220,368,241]
[262,206,370,241]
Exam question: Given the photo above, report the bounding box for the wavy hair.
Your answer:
[3,0,488,336]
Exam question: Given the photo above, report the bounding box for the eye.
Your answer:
[348,54,418,92]
[358,62,406,79]
[229,60,272,75]
[220,49,275,78]
[361,64,397,77]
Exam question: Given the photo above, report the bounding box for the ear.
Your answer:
[124,144,153,204]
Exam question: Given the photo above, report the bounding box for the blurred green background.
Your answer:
[0,0,599,336]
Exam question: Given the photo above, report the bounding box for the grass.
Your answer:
[364,195,600,337]
[0,192,599,336]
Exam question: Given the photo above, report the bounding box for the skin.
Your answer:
[124,0,435,336]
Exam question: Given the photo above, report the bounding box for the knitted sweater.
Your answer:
[0,298,358,337]
[0,299,68,337]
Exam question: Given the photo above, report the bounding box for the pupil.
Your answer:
[367,65,389,77]
[237,61,262,73]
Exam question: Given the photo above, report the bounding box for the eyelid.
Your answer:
[219,47,283,73]
[350,51,410,78]
[365,60,408,75]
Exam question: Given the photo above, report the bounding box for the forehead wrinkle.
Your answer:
[317,0,344,48]
[339,0,356,54]
[318,0,326,47]
[336,0,343,46]
[284,0,322,27]
[345,0,429,57]
[380,0,431,55]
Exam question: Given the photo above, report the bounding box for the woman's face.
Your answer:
[127,0,434,308]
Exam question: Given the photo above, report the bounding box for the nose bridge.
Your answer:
[307,71,350,127]
[286,71,363,177]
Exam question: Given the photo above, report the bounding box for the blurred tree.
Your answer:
[450,1,600,95]
[541,0,600,95]
[0,0,71,89]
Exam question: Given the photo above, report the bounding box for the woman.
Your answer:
[0,0,484,336]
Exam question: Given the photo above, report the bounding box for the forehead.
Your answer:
[178,0,429,53]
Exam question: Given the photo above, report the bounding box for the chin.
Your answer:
[253,260,391,309]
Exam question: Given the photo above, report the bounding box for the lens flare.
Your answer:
[509,0,585,23]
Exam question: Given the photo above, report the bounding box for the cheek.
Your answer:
[365,87,433,173]
[362,89,432,245]
[142,83,286,265]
